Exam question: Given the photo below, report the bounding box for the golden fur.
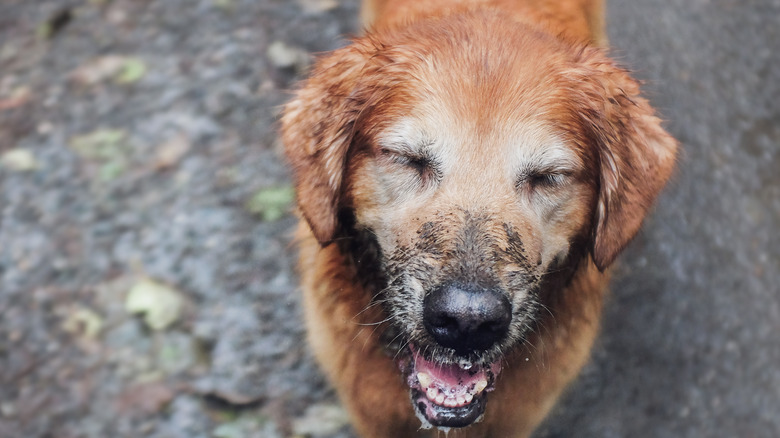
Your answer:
[282,1,677,436]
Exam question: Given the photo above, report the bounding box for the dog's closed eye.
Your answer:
[380,147,441,183]
[516,169,570,191]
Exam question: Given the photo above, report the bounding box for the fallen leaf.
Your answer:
[61,307,103,340]
[69,128,130,181]
[116,381,175,415]
[70,56,128,86]
[154,133,191,169]
[69,129,127,159]
[1,148,38,171]
[297,0,339,13]
[245,186,295,222]
[125,279,184,331]
[115,58,147,84]
[0,87,32,111]
[69,56,147,86]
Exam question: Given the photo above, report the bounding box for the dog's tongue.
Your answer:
[409,346,501,397]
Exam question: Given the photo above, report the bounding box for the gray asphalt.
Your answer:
[536,1,780,436]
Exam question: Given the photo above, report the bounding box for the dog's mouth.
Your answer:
[398,344,501,429]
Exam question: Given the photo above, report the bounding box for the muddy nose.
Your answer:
[423,284,511,353]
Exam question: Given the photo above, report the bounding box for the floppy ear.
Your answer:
[571,48,678,270]
[281,43,374,244]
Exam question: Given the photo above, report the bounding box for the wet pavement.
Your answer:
[537,1,780,436]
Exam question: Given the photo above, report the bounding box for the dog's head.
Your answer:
[283,12,676,429]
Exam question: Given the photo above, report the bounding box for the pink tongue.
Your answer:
[411,347,499,392]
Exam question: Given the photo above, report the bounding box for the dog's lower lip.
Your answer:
[412,388,487,428]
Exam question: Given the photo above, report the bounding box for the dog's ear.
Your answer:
[570,48,678,270]
[281,43,375,244]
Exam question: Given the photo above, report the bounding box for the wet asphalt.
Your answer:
[535,1,780,437]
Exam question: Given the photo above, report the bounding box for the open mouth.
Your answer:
[398,344,502,429]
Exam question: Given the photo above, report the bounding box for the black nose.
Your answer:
[423,284,511,353]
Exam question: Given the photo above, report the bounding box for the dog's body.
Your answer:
[282,1,677,437]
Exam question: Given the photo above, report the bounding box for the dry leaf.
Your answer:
[297,0,339,13]
[154,133,191,169]
[1,148,38,171]
[0,87,32,111]
[116,381,175,415]
[61,306,103,340]
[125,279,184,331]
[70,56,127,86]
[245,186,295,222]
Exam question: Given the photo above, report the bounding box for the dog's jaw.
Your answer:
[396,344,502,429]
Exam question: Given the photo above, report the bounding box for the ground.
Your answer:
[0,0,778,437]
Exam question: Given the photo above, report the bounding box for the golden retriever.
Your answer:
[281,0,677,436]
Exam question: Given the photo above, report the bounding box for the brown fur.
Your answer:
[282,1,677,436]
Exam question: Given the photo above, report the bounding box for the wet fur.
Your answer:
[282,0,677,436]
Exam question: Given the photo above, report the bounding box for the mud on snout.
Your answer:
[377,211,545,429]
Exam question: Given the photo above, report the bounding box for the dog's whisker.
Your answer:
[384,331,405,351]
[350,296,392,322]
[360,322,387,351]
[352,315,394,327]
[392,338,413,361]
[350,326,366,345]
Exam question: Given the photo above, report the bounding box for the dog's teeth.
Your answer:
[456,395,466,405]
[426,387,438,401]
[464,393,473,403]
[435,393,445,404]
[474,379,488,394]
[444,397,457,407]
[417,372,432,389]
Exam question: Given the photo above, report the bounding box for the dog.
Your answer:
[281,0,677,436]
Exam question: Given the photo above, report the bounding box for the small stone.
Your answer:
[266,41,310,72]
[154,133,191,169]
[0,148,38,171]
[1,402,15,418]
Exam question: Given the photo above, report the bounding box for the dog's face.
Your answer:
[283,12,676,429]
